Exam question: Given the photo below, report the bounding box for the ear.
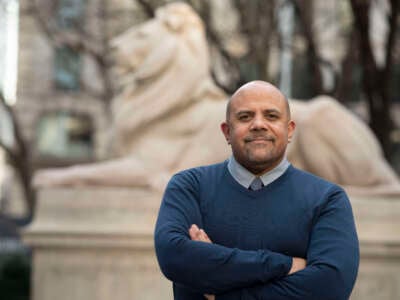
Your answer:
[287,120,296,142]
[221,122,231,144]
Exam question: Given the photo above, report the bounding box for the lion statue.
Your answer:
[34,2,400,196]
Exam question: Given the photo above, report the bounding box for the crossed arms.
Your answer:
[154,174,359,299]
[189,224,306,300]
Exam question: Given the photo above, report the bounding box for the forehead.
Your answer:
[230,85,287,113]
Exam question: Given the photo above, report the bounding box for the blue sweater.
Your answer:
[154,161,359,299]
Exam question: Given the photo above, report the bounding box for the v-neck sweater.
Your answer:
[154,161,359,300]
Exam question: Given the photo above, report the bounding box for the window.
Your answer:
[53,0,86,91]
[57,0,85,29]
[54,47,81,90]
[36,112,93,159]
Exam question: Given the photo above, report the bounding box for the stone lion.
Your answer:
[34,2,400,196]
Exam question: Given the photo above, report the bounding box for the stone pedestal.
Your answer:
[351,197,400,300]
[23,189,400,299]
[22,188,172,300]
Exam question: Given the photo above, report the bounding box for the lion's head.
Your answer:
[109,2,223,155]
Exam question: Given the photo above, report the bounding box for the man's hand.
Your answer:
[189,224,214,299]
[189,224,212,243]
[288,257,306,275]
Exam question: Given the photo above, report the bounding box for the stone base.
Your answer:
[31,248,170,300]
[23,187,172,300]
[22,189,400,299]
[351,197,400,300]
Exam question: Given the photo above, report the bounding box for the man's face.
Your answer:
[221,83,295,175]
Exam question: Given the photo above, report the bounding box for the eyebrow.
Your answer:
[235,108,282,115]
[236,110,253,115]
[264,109,281,115]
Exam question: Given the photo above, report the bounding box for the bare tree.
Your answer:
[136,0,155,18]
[334,29,360,103]
[0,92,35,224]
[0,0,117,221]
[350,0,399,159]
[290,0,399,160]
[134,0,244,93]
[293,0,324,94]
[28,0,114,107]
[233,0,276,83]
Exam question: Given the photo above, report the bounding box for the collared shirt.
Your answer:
[227,156,290,189]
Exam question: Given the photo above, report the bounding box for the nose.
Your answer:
[250,115,267,131]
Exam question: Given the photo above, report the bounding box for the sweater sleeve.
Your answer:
[154,172,292,295]
[217,187,360,300]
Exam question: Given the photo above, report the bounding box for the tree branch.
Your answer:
[192,0,241,93]
[28,0,114,109]
[136,0,155,18]
[0,139,17,165]
[334,29,359,102]
[29,1,107,72]
[350,0,393,158]
[0,91,36,220]
[293,0,324,94]
[382,0,399,92]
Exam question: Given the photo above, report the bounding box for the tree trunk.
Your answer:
[350,0,397,159]
[0,96,36,224]
[335,29,359,103]
[295,0,324,94]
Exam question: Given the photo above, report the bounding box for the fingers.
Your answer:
[189,224,212,243]
[288,257,307,275]
[199,229,212,243]
[189,224,200,240]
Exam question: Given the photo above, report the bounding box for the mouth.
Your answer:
[244,136,275,143]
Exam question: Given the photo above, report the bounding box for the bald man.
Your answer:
[155,81,359,300]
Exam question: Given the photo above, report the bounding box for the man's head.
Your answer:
[221,81,295,175]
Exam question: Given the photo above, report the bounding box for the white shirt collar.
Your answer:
[227,156,290,189]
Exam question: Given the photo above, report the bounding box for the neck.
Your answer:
[242,157,284,176]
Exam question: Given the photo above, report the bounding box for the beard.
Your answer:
[231,141,285,175]
[246,143,278,163]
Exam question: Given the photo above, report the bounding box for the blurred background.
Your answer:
[0,0,399,299]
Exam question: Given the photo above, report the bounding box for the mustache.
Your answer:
[244,135,275,143]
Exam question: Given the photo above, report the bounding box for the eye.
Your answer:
[238,114,251,121]
[265,113,279,120]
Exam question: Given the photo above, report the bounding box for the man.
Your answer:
[154,81,359,299]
